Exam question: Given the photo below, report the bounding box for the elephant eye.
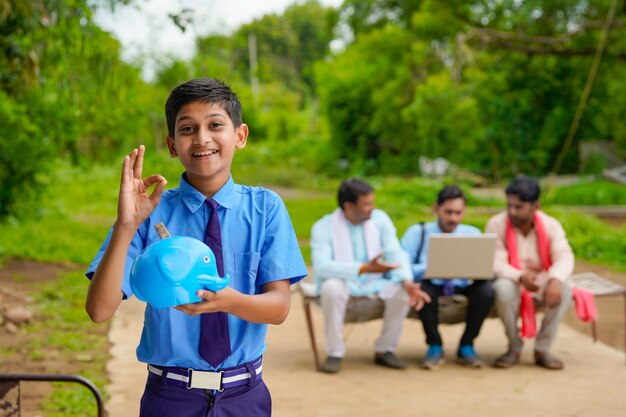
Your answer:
[203,256,210,263]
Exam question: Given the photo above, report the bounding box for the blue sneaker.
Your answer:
[421,345,443,369]
[457,344,483,368]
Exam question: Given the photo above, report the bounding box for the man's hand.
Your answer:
[359,253,400,274]
[404,281,431,312]
[544,278,562,308]
[519,271,539,292]
[117,145,167,230]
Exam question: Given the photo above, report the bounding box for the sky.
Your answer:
[94,0,343,80]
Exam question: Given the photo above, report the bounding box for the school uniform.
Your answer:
[87,174,308,416]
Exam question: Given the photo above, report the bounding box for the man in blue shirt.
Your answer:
[311,178,430,373]
[401,185,494,369]
[85,78,308,417]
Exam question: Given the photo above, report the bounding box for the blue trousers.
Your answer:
[138,371,272,417]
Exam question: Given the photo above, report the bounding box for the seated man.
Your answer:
[485,177,574,370]
[401,185,494,369]
[310,178,429,374]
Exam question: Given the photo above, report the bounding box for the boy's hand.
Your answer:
[117,145,167,229]
[175,287,235,316]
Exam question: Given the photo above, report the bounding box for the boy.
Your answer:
[85,78,308,416]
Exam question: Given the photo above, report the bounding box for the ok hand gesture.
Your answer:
[117,145,167,229]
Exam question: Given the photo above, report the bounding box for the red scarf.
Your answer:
[506,212,597,337]
[505,211,552,339]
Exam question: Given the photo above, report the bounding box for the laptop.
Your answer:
[424,234,497,279]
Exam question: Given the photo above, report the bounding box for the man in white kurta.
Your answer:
[310,178,429,373]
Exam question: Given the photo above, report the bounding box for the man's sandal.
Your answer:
[493,350,520,368]
[534,351,564,370]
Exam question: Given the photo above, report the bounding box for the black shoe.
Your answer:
[320,356,342,373]
[374,352,406,370]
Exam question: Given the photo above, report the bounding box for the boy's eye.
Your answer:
[179,126,195,134]
[209,122,222,129]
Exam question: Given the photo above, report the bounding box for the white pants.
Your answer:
[319,278,409,358]
[493,278,573,353]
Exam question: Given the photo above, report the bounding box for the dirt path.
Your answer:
[107,283,626,417]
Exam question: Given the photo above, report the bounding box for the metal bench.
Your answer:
[300,272,626,370]
[0,373,104,417]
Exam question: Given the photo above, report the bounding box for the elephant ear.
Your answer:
[157,244,194,285]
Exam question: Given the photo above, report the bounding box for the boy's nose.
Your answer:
[194,131,213,144]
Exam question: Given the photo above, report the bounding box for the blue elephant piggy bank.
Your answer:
[129,236,230,308]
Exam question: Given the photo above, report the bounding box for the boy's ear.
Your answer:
[166,136,178,157]
[235,124,249,149]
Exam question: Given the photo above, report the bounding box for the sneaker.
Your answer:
[456,344,483,368]
[374,352,406,370]
[421,345,443,369]
[320,356,342,373]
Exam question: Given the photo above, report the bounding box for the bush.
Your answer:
[543,180,626,206]
[0,92,55,219]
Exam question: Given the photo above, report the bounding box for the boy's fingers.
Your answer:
[134,145,145,179]
[126,148,138,183]
[120,155,130,185]
[149,179,168,206]
[143,174,167,202]
[143,174,166,189]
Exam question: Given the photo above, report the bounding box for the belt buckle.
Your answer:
[187,368,223,391]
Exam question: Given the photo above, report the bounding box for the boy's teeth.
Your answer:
[194,150,217,156]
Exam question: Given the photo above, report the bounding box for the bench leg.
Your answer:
[591,320,598,343]
[303,299,321,371]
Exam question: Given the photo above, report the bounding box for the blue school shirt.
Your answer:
[400,221,481,288]
[86,174,308,370]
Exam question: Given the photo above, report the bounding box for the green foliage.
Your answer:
[543,180,626,205]
[556,210,626,271]
[0,0,162,219]
[0,90,53,217]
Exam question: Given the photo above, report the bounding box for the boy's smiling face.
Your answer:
[167,101,248,194]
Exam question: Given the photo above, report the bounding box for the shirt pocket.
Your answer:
[234,252,261,294]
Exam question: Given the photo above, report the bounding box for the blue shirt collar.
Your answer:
[179,173,236,213]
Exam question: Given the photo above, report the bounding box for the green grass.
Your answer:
[542,179,626,206]
[22,270,109,416]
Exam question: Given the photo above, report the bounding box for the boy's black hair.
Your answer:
[505,176,541,202]
[165,78,243,137]
[436,185,466,206]
[338,178,374,210]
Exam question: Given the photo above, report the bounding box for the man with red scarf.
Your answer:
[486,177,574,370]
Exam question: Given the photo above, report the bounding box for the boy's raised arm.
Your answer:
[85,145,167,323]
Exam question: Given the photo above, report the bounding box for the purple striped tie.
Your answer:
[199,198,231,367]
